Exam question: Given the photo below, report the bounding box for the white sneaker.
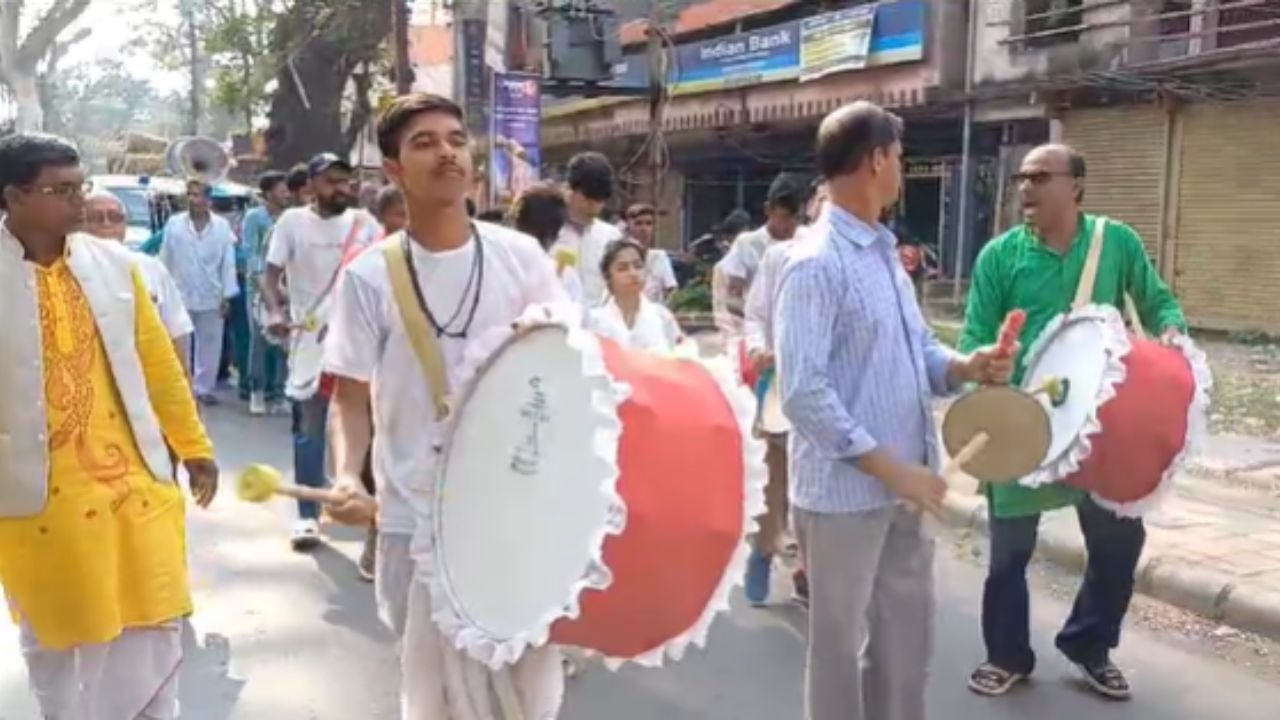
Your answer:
[249,392,266,416]
[290,519,322,551]
[269,399,291,416]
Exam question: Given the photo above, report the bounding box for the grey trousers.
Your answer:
[794,504,935,720]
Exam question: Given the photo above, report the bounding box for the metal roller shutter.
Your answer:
[1173,99,1280,333]
[1062,105,1167,261]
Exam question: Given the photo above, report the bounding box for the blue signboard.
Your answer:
[609,0,926,94]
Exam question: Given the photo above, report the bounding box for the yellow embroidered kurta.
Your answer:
[0,258,213,651]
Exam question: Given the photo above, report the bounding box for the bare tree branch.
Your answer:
[18,0,92,68]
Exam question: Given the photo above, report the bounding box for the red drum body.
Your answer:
[421,324,764,669]
[1021,305,1211,516]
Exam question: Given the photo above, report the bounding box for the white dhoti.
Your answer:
[19,618,183,720]
[378,531,416,637]
[401,579,565,720]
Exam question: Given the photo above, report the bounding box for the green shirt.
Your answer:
[959,214,1187,518]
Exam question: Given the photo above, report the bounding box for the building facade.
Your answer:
[540,0,983,266]
[974,0,1280,333]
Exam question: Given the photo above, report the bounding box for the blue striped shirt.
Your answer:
[775,206,958,514]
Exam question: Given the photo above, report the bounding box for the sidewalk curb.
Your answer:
[940,494,1280,642]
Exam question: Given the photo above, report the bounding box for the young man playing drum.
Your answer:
[960,143,1187,701]
[741,173,808,608]
[775,102,1012,720]
[323,93,568,718]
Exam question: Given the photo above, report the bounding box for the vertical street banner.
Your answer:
[490,71,542,207]
[799,4,877,82]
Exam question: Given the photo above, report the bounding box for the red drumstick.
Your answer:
[995,309,1026,359]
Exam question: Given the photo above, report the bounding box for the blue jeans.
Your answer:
[291,395,330,520]
[982,496,1145,674]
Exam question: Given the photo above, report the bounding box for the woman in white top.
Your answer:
[587,238,684,353]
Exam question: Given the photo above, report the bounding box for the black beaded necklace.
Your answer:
[401,223,484,339]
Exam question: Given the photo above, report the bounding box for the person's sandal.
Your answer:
[967,663,1025,696]
[1077,660,1131,701]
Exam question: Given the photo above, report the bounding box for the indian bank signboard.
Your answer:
[611,0,926,96]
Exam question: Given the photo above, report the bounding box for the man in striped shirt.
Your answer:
[775,101,1013,720]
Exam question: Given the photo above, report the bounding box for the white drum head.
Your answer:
[1022,314,1111,468]
[433,326,620,644]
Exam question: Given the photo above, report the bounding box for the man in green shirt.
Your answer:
[959,144,1187,701]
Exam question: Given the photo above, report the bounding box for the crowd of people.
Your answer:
[0,88,1190,720]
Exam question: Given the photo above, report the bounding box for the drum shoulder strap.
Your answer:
[381,238,450,420]
[1071,216,1108,310]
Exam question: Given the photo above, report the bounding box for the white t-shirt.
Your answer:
[551,219,621,308]
[743,240,796,356]
[266,205,380,399]
[719,227,772,288]
[323,222,569,536]
[133,253,194,340]
[587,297,683,354]
[643,248,678,303]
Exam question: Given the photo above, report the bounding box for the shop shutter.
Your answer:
[1173,98,1280,333]
[1062,105,1167,261]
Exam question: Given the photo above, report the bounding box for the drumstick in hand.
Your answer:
[995,309,1026,359]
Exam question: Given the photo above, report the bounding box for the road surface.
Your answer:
[2,402,1278,719]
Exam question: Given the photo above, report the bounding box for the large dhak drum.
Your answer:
[417,323,765,670]
[1019,304,1212,515]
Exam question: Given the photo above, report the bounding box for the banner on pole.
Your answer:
[490,71,542,207]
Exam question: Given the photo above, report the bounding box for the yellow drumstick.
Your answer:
[236,464,376,525]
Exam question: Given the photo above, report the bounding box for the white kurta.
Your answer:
[323,222,570,718]
[587,297,683,354]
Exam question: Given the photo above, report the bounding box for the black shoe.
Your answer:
[1076,659,1131,700]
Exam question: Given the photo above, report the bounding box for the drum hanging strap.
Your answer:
[1071,217,1108,310]
[381,238,451,421]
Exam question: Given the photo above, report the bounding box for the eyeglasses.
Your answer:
[1011,171,1076,186]
[27,180,93,199]
[86,211,126,224]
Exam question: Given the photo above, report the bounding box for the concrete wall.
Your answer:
[973,0,1135,88]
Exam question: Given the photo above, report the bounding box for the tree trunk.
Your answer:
[263,1,391,169]
[9,69,44,133]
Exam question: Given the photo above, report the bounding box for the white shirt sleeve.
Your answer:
[152,262,194,339]
[220,222,239,299]
[657,303,684,349]
[520,239,572,308]
[656,250,677,291]
[323,262,385,383]
[265,212,293,269]
[719,234,751,281]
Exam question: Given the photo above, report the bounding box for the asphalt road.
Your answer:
[3,402,1278,719]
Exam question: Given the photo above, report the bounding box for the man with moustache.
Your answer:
[775,102,1012,720]
[260,153,380,551]
[324,92,567,719]
[961,143,1186,701]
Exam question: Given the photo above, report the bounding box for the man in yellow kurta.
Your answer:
[0,133,218,719]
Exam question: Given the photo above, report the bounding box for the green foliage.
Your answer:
[668,281,712,313]
[203,0,282,131]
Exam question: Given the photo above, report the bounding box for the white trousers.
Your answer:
[188,309,224,397]
[401,580,565,720]
[19,619,183,720]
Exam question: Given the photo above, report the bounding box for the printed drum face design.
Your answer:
[1022,316,1110,467]
[427,323,761,668]
[434,328,616,642]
